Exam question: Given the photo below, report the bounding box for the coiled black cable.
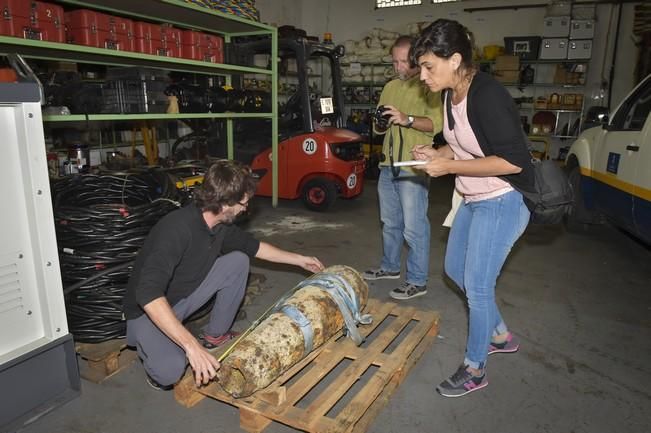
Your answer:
[52,170,186,343]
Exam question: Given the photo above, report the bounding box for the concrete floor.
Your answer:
[16,177,651,433]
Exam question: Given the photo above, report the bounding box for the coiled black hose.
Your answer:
[52,170,186,343]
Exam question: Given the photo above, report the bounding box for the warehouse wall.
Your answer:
[258,0,641,109]
[256,0,302,28]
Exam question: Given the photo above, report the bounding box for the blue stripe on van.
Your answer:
[582,175,651,244]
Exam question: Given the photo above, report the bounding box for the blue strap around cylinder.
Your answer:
[294,272,372,346]
[272,271,372,351]
[280,304,314,353]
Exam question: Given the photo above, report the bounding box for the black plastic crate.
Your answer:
[102,80,146,114]
[102,79,169,114]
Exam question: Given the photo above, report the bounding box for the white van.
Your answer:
[565,74,651,244]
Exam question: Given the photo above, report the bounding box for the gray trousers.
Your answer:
[126,251,249,386]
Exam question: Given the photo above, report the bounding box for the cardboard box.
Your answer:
[494,70,520,84]
[553,64,585,85]
[494,55,520,71]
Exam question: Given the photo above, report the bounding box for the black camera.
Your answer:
[373,105,391,130]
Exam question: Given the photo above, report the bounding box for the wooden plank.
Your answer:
[76,339,138,384]
[349,315,440,433]
[240,406,273,433]
[334,314,435,428]
[302,306,416,420]
[76,339,126,361]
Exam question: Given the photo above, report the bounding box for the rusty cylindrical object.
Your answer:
[216,265,369,398]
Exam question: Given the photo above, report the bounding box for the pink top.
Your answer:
[443,95,513,202]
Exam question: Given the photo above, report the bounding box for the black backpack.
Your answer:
[516,156,574,225]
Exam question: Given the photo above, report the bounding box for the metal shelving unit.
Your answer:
[0,0,280,205]
[42,112,275,122]
[484,59,588,140]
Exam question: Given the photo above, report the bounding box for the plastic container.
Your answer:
[32,2,65,43]
[0,0,31,38]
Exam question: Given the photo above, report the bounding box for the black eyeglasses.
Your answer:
[237,201,249,209]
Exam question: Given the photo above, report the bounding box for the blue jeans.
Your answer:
[378,166,430,286]
[444,190,530,370]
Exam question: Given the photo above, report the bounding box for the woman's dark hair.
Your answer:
[411,19,476,73]
[193,159,257,213]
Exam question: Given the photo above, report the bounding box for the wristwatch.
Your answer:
[406,115,415,128]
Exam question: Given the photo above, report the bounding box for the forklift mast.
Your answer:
[229,36,347,134]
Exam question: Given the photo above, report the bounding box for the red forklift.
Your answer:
[228,37,366,211]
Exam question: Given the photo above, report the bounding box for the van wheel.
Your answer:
[302,178,337,211]
[564,165,596,231]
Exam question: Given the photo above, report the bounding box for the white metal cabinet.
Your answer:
[0,56,79,432]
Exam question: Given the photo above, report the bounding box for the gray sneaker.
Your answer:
[389,282,427,300]
[362,268,401,280]
[436,364,487,398]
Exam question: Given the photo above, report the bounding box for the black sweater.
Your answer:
[446,71,536,196]
[122,203,260,320]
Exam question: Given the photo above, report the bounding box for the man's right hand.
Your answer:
[143,297,222,387]
[185,340,221,387]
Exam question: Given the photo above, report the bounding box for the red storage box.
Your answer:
[31,2,65,42]
[0,0,31,38]
[134,21,169,56]
[161,24,182,57]
[66,9,131,51]
[181,29,204,61]
[204,33,224,63]
[93,11,121,50]
[65,9,101,47]
[134,21,154,55]
[108,15,135,52]
[181,30,224,63]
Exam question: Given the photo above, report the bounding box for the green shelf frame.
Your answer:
[0,36,271,76]
[42,112,273,122]
[57,0,275,35]
[0,0,279,206]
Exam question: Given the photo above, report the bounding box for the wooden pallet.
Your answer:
[76,339,138,384]
[175,298,440,433]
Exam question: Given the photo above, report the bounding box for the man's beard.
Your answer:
[399,70,417,81]
[221,209,238,224]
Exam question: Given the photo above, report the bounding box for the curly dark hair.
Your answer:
[193,159,257,214]
[411,19,476,75]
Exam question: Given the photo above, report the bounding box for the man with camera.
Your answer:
[362,35,442,300]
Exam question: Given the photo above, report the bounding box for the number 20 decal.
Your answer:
[302,138,317,155]
[347,174,357,189]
